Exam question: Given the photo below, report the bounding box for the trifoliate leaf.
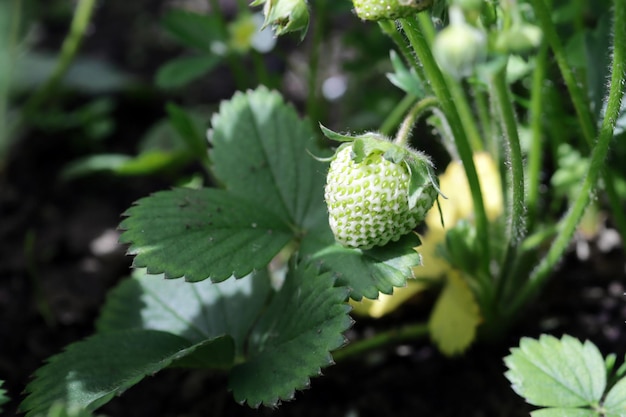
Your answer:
[119,187,293,282]
[209,86,330,230]
[20,330,228,417]
[428,271,481,356]
[504,335,606,408]
[229,264,351,407]
[96,269,271,357]
[603,376,626,415]
[301,229,423,300]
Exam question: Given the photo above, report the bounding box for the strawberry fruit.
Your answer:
[322,127,440,250]
[352,0,433,21]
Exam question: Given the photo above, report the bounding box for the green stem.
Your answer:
[473,85,492,146]
[380,94,417,136]
[332,322,429,363]
[393,96,438,147]
[305,1,326,130]
[526,41,548,232]
[447,79,484,151]
[417,13,483,151]
[209,0,248,90]
[529,0,596,143]
[508,0,626,318]
[22,0,96,115]
[490,66,526,296]
[399,15,492,290]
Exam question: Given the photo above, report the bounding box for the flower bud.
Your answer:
[433,8,486,79]
[495,23,542,55]
[252,0,309,40]
[352,0,433,21]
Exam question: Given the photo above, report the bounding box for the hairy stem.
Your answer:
[490,66,526,298]
[393,96,438,147]
[526,41,548,232]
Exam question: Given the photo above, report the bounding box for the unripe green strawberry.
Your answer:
[322,130,439,250]
[352,0,433,21]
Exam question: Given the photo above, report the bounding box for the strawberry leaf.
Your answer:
[209,87,330,230]
[603,376,626,415]
[119,188,293,282]
[229,264,351,407]
[96,269,271,357]
[504,335,606,409]
[301,229,422,300]
[20,330,229,417]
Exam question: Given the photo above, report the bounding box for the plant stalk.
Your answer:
[399,15,492,299]
[332,322,429,363]
[22,0,96,116]
[490,66,526,298]
[509,0,626,317]
[393,96,438,147]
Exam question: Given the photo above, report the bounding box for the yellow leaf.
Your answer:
[428,271,481,356]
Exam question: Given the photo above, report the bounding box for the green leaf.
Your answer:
[603,376,626,414]
[61,154,132,179]
[301,230,423,300]
[229,264,351,407]
[20,330,227,417]
[96,269,271,357]
[504,335,606,408]
[155,55,220,89]
[386,50,425,97]
[119,187,293,282]
[209,86,330,229]
[530,409,598,417]
[161,10,225,53]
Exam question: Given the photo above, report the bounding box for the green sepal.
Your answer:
[404,154,440,210]
[319,124,357,142]
[351,134,395,163]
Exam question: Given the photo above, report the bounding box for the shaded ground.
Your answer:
[1,1,626,416]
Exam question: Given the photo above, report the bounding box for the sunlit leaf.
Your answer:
[504,335,606,408]
[96,269,271,357]
[209,86,330,229]
[119,188,293,282]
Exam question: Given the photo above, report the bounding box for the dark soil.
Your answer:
[2,1,626,416]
